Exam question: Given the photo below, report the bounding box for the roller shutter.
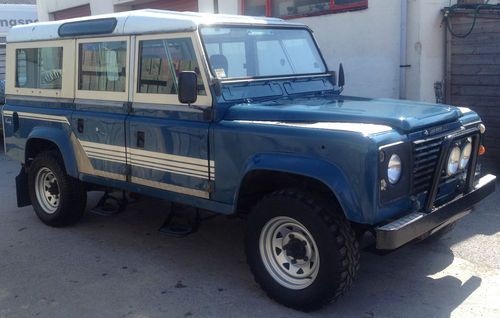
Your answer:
[132,0,198,12]
[0,42,5,81]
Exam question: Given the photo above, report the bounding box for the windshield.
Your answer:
[200,27,326,79]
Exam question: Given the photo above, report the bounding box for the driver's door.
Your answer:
[126,33,214,199]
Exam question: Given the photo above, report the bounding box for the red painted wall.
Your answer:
[52,4,91,20]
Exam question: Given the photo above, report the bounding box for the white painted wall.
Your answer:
[297,1,402,99]
[406,0,450,103]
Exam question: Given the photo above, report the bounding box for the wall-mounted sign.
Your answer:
[0,5,38,36]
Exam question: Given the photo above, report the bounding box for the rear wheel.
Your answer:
[245,189,359,311]
[28,151,87,227]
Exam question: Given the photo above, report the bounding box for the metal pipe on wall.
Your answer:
[399,0,408,100]
[214,0,219,13]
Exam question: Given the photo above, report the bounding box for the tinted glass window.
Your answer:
[15,47,63,89]
[243,0,368,18]
[271,0,329,17]
[138,38,205,95]
[78,41,127,92]
[244,0,266,16]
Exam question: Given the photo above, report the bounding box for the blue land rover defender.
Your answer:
[1,10,496,311]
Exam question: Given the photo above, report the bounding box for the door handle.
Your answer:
[136,131,145,148]
[77,118,84,133]
[13,112,19,132]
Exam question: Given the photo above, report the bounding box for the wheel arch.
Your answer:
[25,127,79,178]
[234,153,363,223]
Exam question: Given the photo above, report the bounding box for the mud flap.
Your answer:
[16,167,31,207]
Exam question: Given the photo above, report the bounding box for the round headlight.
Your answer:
[447,146,461,176]
[387,154,402,184]
[459,142,472,170]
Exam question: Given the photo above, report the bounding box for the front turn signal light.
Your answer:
[479,145,486,156]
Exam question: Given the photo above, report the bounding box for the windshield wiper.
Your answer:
[243,95,288,104]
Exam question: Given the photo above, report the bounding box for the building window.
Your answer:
[242,0,368,18]
[137,38,205,95]
[78,41,127,92]
[15,47,63,89]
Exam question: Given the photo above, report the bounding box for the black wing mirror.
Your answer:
[178,71,198,105]
[338,63,345,88]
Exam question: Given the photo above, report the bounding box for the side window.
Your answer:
[137,37,206,96]
[78,41,127,92]
[15,47,63,89]
[16,50,27,87]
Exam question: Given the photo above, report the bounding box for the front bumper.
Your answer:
[376,174,496,250]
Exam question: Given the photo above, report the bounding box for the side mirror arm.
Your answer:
[338,63,345,94]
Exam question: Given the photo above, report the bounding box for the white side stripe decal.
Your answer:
[2,111,70,124]
[79,140,215,180]
[2,111,215,181]
[129,159,209,179]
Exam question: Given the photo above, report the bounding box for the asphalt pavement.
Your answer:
[0,144,499,318]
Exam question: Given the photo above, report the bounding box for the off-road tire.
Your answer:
[245,189,360,311]
[28,151,87,227]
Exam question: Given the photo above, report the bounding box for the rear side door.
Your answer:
[127,33,214,199]
[72,37,130,181]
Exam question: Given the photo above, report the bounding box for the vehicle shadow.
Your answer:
[72,193,484,318]
[323,242,481,317]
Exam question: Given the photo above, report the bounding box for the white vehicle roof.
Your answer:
[7,9,307,43]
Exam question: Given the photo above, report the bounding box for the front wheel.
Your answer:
[245,189,360,311]
[28,151,87,227]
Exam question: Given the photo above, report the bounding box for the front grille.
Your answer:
[412,137,444,194]
[412,127,480,208]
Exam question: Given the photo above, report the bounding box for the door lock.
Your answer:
[136,131,145,148]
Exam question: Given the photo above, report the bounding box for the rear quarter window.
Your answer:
[15,47,63,89]
[7,40,75,98]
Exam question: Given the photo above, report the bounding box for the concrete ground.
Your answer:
[0,146,499,318]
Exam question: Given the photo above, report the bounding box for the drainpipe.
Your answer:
[399,0,409,100]
[213,0,219,13]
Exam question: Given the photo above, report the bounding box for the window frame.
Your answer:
[241,0,368,19]
[132,32,212,107]
[6,40,75,98]
[199,25,329,81]
[75,36,130,101]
